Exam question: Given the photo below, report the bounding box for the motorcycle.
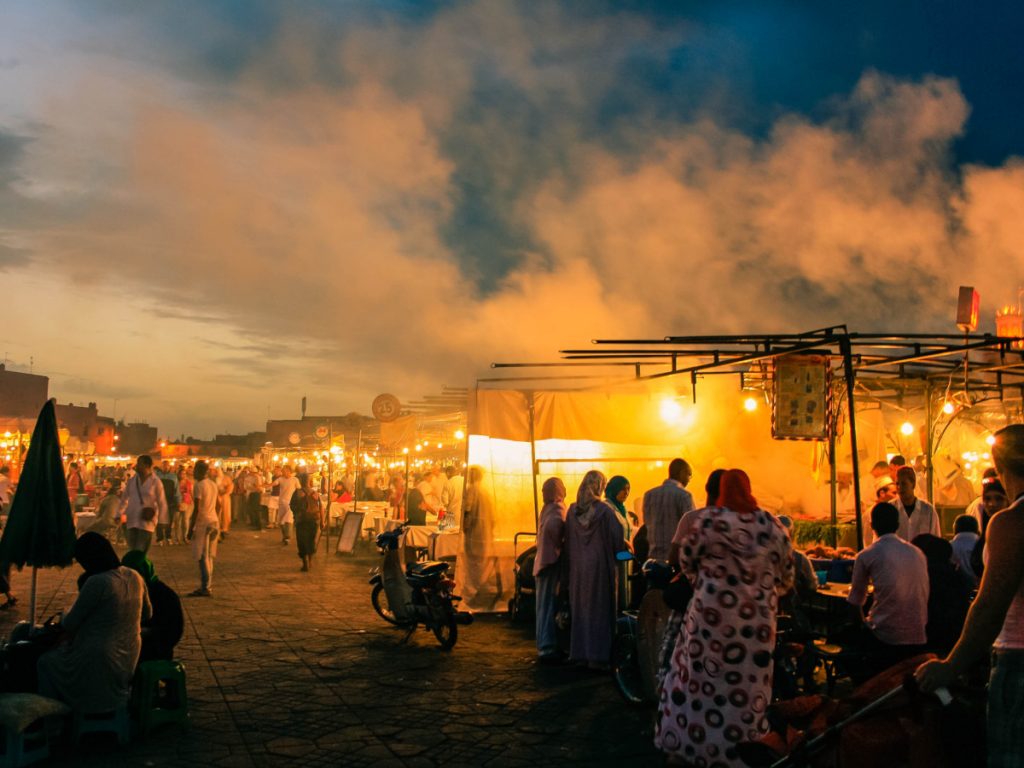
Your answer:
[612,556,678,705]
[368,522,473,649]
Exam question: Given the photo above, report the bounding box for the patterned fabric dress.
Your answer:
[654,506,794,766]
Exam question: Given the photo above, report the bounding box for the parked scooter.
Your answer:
[369,522,473,649]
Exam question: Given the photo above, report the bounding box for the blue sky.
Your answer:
[1,1,1022,436]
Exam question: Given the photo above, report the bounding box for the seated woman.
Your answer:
[37,533,151,712]
[122,550,184,662]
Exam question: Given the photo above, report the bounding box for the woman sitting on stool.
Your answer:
[37,532,151,712]
[122,550,184,662]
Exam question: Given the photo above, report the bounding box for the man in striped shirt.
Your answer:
[641,459,694,562]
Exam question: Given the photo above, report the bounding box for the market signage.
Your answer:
[771,355,830,441]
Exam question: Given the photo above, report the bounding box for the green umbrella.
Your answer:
[0,399,77,624]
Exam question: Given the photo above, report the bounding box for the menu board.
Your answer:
[772,355,830,440]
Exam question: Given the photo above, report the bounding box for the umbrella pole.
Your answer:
[29,566,38,627]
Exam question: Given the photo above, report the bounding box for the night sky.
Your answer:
[1,1,1022,436]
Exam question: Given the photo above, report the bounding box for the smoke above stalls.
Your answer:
[2,1,1023,435]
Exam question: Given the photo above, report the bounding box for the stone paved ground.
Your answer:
[0,528,661,767]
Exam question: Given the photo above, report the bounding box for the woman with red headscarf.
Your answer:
[655,469,794,766]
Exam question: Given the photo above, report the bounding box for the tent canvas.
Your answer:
[457,380,825,612]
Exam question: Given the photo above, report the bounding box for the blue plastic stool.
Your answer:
[132,660,189,735]
[72,704,130,746]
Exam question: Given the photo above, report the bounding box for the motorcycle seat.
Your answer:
[407,560,449,578]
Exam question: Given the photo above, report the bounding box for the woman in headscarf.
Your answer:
[38,533,151,712]
[605,475,635,543]
[564,470,629,670]
[122,550,184,662]
[655,469,794,766]
[533,477,567,662]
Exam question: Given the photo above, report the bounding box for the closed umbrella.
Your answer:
[0,399,77,624]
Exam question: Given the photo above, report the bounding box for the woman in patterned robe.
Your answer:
[655,469,794,766]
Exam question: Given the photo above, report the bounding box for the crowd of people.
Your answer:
[530,426,1024,767]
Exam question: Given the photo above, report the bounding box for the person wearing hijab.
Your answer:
[564,470,629,670]
[533,477,568,663]
[605,475,635,543]
[655,469,794,765]
[122,550,184,662]
[38,533,151,712]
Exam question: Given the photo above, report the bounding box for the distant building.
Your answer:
[0,364,48,420]
[265,414,375,450]
[117,421,158,456]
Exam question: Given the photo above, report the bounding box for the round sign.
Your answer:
[315,425,329,439]
[372,393,402,422]
[288,431,301,445]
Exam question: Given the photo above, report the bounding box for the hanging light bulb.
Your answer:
[743,396,758,412]
[942,401,955,415]
[900,422,915,436]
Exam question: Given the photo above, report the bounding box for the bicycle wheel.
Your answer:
[612,625,645,705]
[371,583,401,625]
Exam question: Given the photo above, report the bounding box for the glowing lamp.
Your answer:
[455,430,465,440]
[743,397,758,413]
[900,422,915,436]
[415,445,422,452]
[986,435,996,446]
[942,401,955,415]
[402,447,409,455]
[660,398,683,424]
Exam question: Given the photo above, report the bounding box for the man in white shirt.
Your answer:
[275,465,301,546]
[187,460,220,597]
[118,454,167,554]
[848,502,929,675]
[891,466,941,542]
[641,459,694,562]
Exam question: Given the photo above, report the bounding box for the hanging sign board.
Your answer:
[772,355,830,441]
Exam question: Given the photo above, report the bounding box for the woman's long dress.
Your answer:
[655,506,793,766]
[564,500,627,664]
[38,566,151,712]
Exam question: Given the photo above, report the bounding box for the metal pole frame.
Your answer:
[840,335,864,549]
[528,391,540,530]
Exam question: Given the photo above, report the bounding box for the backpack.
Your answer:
[290,490,319,523]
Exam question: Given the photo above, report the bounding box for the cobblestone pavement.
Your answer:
[0,529,661,767]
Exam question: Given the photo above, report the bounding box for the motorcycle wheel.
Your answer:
[432,612,458,650]
[612,625,645,705]
[371,583,401,625]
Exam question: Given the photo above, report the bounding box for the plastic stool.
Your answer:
[0,692,70,768]
[133,661,188,735]
[72,705,130,746]
[812,639,866,695]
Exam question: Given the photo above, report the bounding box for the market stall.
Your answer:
[457,324,1024,612]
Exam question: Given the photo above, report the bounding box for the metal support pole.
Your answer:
[528,391,540,529]
[925,381,934,505]
[840,336,864,549]
[828,431,838,549]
